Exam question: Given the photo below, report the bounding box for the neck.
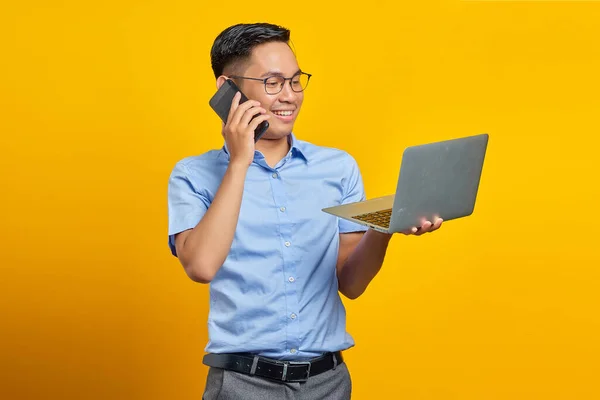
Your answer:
[255,135,291,168]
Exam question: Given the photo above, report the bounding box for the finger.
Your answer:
[230,99,261,128]
[431,217,443,231]
[401,226,418,235]
[239,106,267,128]
[226,91,242,125]
[247,114,270,133]
[415,221,432,235]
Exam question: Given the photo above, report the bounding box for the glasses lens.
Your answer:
[265,76,284,94]
[291,73,310,92]
[264,74,311,94]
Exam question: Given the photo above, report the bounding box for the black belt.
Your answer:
[202,351,343,383]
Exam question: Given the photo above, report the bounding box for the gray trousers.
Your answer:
[202,362,352,400]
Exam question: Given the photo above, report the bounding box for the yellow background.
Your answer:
[1,1,599,399]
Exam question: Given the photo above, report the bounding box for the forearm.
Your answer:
[178,162,248,282]
[338,229,392,299]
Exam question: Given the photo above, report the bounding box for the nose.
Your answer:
[277,80,298,102]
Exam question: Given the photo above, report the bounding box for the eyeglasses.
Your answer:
[230,72,312,95]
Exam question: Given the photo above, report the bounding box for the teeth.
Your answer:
[274,110,293,116]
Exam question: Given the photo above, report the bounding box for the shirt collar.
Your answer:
[222,133,309,164]
[288,133,309,163]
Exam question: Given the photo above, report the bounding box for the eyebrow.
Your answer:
[260,69,302,78]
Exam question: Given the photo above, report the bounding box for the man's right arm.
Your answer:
[174,162,248,283]
[172,90,269,283]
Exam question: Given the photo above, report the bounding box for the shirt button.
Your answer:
[272,173,278,178]
[284,241,291,247]
[280,206,286,212]
[288,276,295,283]
[290,313,297,320]
[290,348,297,354]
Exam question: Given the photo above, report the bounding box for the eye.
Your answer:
[265,77,282,88]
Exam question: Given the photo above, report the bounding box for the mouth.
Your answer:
[272,109,295,122]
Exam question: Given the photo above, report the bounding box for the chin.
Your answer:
[262,127,294,140]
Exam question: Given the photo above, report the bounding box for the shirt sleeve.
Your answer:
[167,162,211,257]
[338,153,369,234]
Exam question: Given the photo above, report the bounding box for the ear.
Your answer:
[216,75,229,89]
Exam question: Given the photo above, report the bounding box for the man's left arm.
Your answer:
[336,218,443,299]
[334,152,443,299]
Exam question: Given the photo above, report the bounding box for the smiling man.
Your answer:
[167,22,442,400]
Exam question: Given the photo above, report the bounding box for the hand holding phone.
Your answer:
[209,79,270,142]
[209,79,270,166]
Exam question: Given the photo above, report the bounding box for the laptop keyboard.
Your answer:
[352,209,392,228]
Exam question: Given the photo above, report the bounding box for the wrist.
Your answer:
[367,228,393,241]
[227,160,250,174]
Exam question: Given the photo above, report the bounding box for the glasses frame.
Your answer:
[229,71,312,95]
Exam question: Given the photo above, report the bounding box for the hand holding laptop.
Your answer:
[404,216,444,236]
[323,134,488,235]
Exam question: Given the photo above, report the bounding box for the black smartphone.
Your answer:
[209,79,269,142]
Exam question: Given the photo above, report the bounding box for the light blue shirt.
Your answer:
[167,133,367,360]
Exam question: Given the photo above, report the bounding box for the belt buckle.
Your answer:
[282,360,311,382]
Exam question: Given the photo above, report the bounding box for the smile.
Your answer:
[273,110,293,116]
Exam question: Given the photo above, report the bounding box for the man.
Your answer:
[167,22,443,400]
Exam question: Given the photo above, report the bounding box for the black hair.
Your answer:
[210,23,291,79]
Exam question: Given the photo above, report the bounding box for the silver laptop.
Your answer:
[322,133,489,233]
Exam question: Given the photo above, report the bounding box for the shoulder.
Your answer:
[171,149,224,174]
[168,149,228,192]
[169,148,228,180]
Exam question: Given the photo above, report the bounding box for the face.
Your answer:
[221,41,305,140]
